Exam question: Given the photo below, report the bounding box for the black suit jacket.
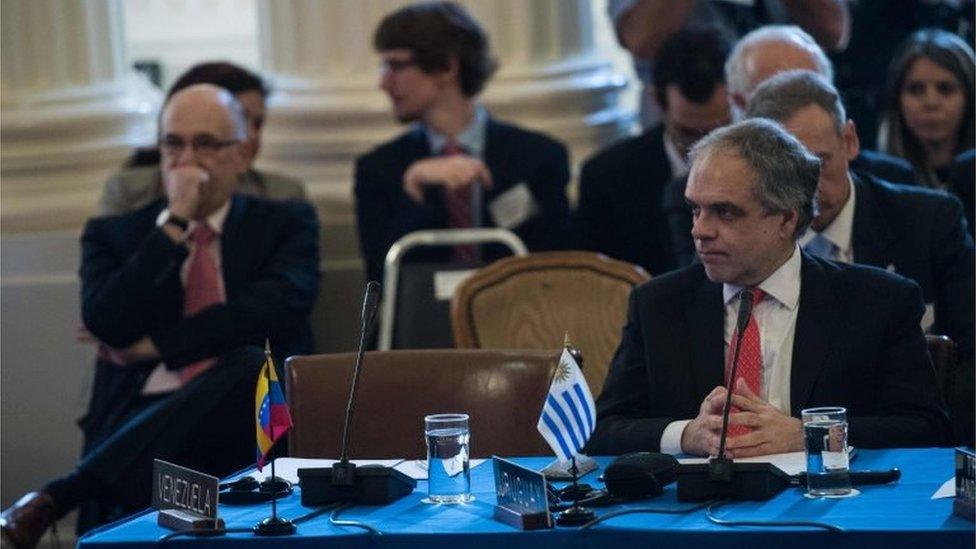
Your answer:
[948,149,975,238]
[354,117,571,282]
[79,195,320,439]
[851,149,916,185]
[574,125,678,275]
[850,173,974,367]
[587,253,952,455]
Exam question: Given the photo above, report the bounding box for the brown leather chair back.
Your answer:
[926,334,957,399]
[286,349,559,459]
[451,251,649,397]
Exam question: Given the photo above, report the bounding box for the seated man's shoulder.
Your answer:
[489,118,567,157]
[250,169,307,198]
[633,263,708,303]
[100,166,163,216]
[583,125,663,174]
[357,128,423,165]
[867,175,964,219]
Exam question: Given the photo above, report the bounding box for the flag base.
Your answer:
[253,516,296,536]
[555,505,595,526]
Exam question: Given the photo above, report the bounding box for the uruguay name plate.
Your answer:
[492,456,552,530]
[152,459,224,531]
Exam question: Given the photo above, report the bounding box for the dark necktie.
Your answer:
[440,140,477,262]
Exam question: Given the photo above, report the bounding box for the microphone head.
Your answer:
[361,281,381,329]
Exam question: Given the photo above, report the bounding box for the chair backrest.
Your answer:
[926,334,956,400]
[286,349,559,459]
[379,229,528,350]
[451,251,650,397]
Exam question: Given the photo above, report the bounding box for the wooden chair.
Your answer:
[451,251,650,397]
[286,349,559,459]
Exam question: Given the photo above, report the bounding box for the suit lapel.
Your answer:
[688,278,725,395]
[790,253,840,413]
[851,174,894,268]
[220,195,249,297]
[482,117,504,201]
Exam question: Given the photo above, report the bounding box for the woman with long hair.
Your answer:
[879,28,975,189]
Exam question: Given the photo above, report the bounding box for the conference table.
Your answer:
[78,448,973,548]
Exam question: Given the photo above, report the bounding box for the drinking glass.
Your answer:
[424,413,471,503]
[801,406,852,497]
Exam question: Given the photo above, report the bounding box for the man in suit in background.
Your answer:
[575,27,732,275]
[355,1,571,283]
[588,118,950,458]
[665,25,918,265]
[1,84,320,547]
[99,61,307,216]
[747,70,974,444]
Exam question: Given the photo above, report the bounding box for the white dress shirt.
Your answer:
[143,201,231,394]
[659,244,803,454]
[799,178,856,264]
[663,131,691,180]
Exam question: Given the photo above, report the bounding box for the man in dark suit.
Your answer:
[575,27,732,275]
[588,119,950,457]
[355,2,571,283]
[747,70,974,444]
[0,85,319,547]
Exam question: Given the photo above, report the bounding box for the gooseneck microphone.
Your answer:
[332,280,380,474]
[298,281,415,506]
[675,288,790,501]
[712,289,755,481]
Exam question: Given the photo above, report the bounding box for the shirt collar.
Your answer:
[663,130,690,179]
[424,105,488,158]
[723,244,802,310]
[156,198,232,236]
[799,176,856,253]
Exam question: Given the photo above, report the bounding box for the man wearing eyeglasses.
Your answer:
[0,84,319,547]
[98,61,306,216]
[355,1,572,284]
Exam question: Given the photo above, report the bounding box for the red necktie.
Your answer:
[179,223,224,384]
[725,288,765,438]
[440,141,477,262]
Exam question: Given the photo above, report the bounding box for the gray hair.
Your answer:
[747,70,846,133]
[161,84,248,141]
[689,118,821,237]
[725,25,834,99]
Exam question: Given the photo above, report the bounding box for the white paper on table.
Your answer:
[247,458,405,484]
[394,458,488,480]
[678,449,853,477]
[932,478,956,499]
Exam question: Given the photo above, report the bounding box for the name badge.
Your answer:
[488,182,538,229]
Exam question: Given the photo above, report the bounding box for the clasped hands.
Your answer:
[680,378,804,458]
[77,329,159,367]
[402,155,494,203]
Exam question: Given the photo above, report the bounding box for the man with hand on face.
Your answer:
[575,26,733,275]
[0,84,319,547]
[587,118,950,458]
[355,1,571,284]
[747,70,974,444]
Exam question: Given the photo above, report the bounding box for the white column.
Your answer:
[1,0,161,233]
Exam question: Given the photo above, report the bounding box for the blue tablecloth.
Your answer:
[78,448,974,548]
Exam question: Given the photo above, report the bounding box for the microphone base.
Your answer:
[298,466,416,506]
[253,516,296,536]
[675,461,790,502]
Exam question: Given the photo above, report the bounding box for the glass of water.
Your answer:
[424,413,471,504]
[801,406,852,497]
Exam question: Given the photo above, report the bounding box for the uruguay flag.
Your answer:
[255,351,292,471]
[537,348,596,462]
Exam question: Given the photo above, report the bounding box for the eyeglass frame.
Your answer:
[159,134,241,158]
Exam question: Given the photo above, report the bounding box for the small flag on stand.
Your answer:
[537,347,596,462]
[255,341,292,471]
